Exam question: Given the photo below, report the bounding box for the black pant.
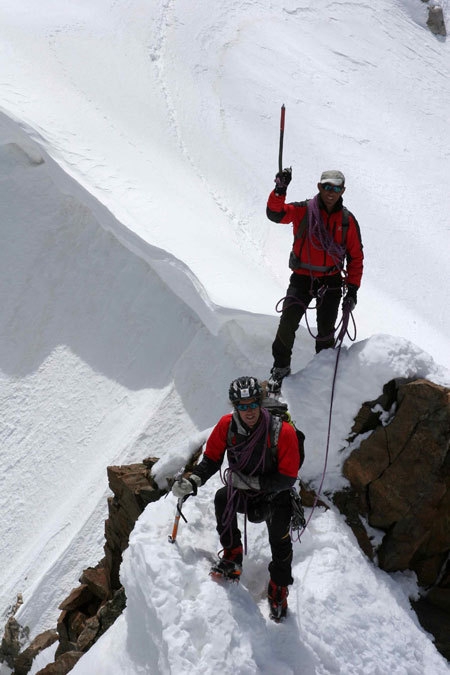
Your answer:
[214,487,294,586]
[272,273,342,367]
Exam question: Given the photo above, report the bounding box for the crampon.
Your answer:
[209,546,243,582]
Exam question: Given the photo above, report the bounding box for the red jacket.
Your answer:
[205,413,300,480]
[267,191,364,287]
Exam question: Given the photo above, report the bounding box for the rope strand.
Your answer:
[219,408,271,551]
[280,197,355,538]
[307,195,346,269]
[295,302,356,538]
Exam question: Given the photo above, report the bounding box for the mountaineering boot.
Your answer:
[268,580,289,621]
[210,545,243,581]
[267,366,291,394]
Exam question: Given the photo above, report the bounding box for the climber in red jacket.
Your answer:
[171,376,303,620]
[266,169,364,391]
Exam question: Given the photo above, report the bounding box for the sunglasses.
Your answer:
[321,183,344,193]
[235,402,260,411]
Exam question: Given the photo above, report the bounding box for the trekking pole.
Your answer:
[278,104,286,173]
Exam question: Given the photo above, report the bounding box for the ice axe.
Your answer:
[277,104,291,186]
[167,470,189,544]
[168,496,188,543]
[278,104,286,174]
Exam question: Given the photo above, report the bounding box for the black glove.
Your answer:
[274,168,292,195]
[343,284,358,311]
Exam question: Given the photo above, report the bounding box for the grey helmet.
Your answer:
[229,376,262,404]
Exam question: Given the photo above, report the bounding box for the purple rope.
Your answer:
[274,198,356,539]
[307,195,346,270]
[273,197,349,347]
[275,292,338,345]
[294,301,357,540]
[335,301,356,344]
[220,408,271,552]
[226,407,270,473]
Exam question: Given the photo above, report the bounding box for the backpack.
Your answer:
[261,397,305,469]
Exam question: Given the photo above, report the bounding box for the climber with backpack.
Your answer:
[171,376,303,621]
[266,168,364,392]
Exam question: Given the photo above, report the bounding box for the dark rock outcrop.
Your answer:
[4,457,165,674]
[6,448,204,673]
[104,458,165,592]
[13,630,58,675]
[335,378,450,660]
[0,595,28,669]
[426,3,447,36]
[47,457,163,672]
[36,650,83,675]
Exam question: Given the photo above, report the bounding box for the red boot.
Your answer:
[210,545,243,581]
[268,579,289,621]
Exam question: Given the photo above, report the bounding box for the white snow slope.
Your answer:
[0,0,449,673]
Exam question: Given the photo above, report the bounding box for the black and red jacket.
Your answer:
[267,190,364,287]
[192,412,300,493]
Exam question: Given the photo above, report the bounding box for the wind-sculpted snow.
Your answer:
[0,0,449,672]
[0,0,449,364]
[74,341,449,675]
[0,115,282,639]
[71,481,448,675]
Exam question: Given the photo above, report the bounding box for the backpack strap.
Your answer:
[226,415,238,447]
[269,414,306,468]
[341,206,349,247]
[292,200,309,245]
[268,415,283,458]
[227,411,282,462]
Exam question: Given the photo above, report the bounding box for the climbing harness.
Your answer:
[274,284,343,347]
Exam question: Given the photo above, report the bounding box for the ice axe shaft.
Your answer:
[168,497,187,543]
[278,104,286,174]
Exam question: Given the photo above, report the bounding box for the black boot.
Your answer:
[267,366,291,394]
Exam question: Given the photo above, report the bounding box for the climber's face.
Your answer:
[318,182,345,212]
[235,398,261,428]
